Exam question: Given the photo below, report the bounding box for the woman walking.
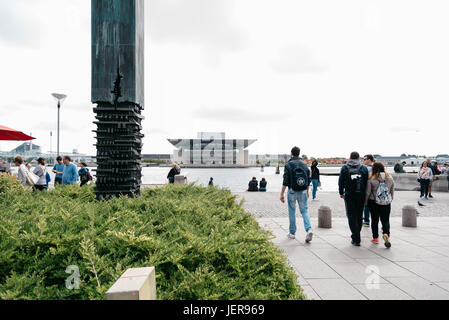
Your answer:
[78,162,91,187]
[365,162,394,248]
[311,160,320,200]
[32,158,47,191]
[418,161,433,200]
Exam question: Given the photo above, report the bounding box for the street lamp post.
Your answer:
[51,93,67,157]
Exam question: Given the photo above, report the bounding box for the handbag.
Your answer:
[26,170,40,186]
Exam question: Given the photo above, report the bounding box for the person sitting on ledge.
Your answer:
[248,177,259,192]
[259,178,267,192]
[394,161,407,173]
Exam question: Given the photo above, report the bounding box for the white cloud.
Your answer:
[1,0,449,158]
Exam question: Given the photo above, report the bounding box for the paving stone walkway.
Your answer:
[235,191,449,218]
[234,191,449,300]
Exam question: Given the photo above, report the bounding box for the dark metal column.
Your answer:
[91,0,145,200]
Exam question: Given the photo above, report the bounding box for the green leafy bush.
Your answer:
[0,175,304,300]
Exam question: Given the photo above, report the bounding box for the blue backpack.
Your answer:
[289,161,309,191]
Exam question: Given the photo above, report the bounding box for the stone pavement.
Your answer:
[256,217,449,300]
[234,191,449,300]
[235,191,449,218]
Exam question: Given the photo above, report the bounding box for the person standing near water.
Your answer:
[418,161,433,200]
[62,156,79,185]
[208,177,214,186]
[32,157,47,191]
[310,159,320,200]
[52,156,65,185]
[14,156,28,187]
[280,146,313,243]
[78,162,91,187]
[338,152,368,246]
[167,163,180,184]
[362,154,375,227]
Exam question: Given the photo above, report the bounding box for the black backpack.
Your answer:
[346,164,362,193]
[289,161,309,191]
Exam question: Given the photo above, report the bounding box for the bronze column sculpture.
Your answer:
[91,0,144,200]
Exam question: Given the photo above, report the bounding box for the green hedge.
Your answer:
[0,176,304,300]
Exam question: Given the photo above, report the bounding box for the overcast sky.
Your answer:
[1,0,448,158]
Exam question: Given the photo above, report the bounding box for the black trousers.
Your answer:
[367,200,391,238]
[344,195,364,243]
[34,185,46,191]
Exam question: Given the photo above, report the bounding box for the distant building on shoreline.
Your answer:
[168,132,256,165]
[0,142,93,164]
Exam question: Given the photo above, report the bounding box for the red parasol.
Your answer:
[0,125,36,141]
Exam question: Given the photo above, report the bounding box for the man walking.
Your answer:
[280,146,313,243]
[362,154,375,227]
[339,152,369,246]
[62,156,79,185]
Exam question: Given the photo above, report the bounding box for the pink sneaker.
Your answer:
[371,238,379,244]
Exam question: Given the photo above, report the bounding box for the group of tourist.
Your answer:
[247,177,267,192]
[10,155,91,190]
[418,159,449,198]
[281,147,395,248]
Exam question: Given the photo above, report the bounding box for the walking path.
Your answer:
[235,191,449,300]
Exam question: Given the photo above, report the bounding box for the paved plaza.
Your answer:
[235,191,449,300]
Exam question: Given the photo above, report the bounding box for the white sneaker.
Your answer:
[305,231,313,243]
[287,233,296,239]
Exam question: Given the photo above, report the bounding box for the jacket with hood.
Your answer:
[338,160,369,197]
[248,178,259,191]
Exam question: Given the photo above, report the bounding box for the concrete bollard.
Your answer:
[318,206,332,228]
[402,205,417,228]
[106,267,157,300]
[174,175,187,185]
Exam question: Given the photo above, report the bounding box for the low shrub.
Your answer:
[0,175,304,300]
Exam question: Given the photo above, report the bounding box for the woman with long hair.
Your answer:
[32,158,47,191]
[418,161,433,200]
[365,162,394,248]
[167,163,180,184]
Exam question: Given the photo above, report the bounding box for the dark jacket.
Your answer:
[259,179,267,189]
[167,168,179,179]
[248,179,259,191]
[311,165,320,181]
[338,160,369,198]
[430,164,441,176]
[282,157,311,189]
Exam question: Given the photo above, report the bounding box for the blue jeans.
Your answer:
[287,189,312,234]
[311,179,319,199]
[363,205,370,223]
[420,179,430,197]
